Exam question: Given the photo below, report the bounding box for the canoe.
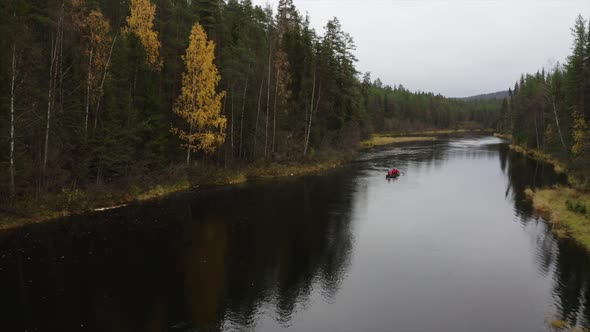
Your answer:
[386,173,400,179]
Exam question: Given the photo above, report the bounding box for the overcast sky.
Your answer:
[251,0,590,97]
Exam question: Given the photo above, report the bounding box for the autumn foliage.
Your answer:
[83,11,112,104]
[173,23,226,160]
[125,0,162,70]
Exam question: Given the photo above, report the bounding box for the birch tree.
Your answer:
[125,0,163,70]
[9,43,17,199]
[172,23,226,166]
[43,3,65,177]
[79,10,112,136]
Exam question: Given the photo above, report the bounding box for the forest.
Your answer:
[0,0,499,210]
[497,14,590,189]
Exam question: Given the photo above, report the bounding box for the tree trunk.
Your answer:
[58,23,64,115]
[306,80,321,157]
[272,69,280,154]
[9,43,16,199]
[304,105,309,145]
[222,86,228,168]
[552,99,567,151]
[43,35,59,177]
[546,81,567,151]
[304,71,316,156]
[254,79,264,157]
[265,23,272,158]
[230,87,234,158]
[186,123,193,167]
[43,2,64,178]
[534,113,540,149]
[239,76,249,159]
[94,34,118,130]
[85,52,93,137]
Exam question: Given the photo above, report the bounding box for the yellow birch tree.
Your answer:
[82,10,112,135]
[173,22,226,166]
[125,0,162,70]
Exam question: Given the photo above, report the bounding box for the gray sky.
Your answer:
[252,0,590,97]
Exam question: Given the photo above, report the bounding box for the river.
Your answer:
[1,136,589,332]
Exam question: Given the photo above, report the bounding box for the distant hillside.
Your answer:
[461,91,509,101]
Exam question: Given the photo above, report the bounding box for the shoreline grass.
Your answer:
[527,187,590,250]
[493,132,513,140]
[0,157,349,232]
[509,144,567,174]
[360,135,436,149]
[361,128,496,150]
[385,128,494,136]
[506,135,590,251]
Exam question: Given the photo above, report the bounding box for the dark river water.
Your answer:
[2,136,590,332]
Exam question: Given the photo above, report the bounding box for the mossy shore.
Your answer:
[526,187,590,251]
[500,134,590,251]
[0,157,350,231]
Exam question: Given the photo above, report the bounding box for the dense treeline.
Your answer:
[0,0,498,205]
[497,14,590,188]
[361,75,499,133]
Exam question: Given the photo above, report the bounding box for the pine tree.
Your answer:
[566,15,587,116]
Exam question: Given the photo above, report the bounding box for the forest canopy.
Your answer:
[0,0,499,204]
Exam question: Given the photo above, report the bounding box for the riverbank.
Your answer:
[0,156,350,231]
[493,132,568,174]
[500,134,590,251]
[526,187,590,250]
[360,135,436,149]
[361,129,496,149]
[511,144,567,174]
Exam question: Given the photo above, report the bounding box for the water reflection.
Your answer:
[499,142,590,329]
[2,136,590,332]
[0,170,355,331]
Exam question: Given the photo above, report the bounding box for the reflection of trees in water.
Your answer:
[0,172,356,332]
[211,174,356,329]
[500,145,590,329]
[551,241,590,327]
[0,209,188,332]
[500,146,566,221]
[369,139,507,175]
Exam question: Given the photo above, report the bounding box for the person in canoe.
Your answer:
[387,168,400,178]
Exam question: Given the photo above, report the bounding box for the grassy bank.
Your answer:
[0,156,350,231]
[384,128,494,136]
[509,144,568,174]
[502,134,590,251]
[493,132,572,175]
[526,187,590,250]
[361,129,496,149]
[498,134,590,190]
[493,132,513,140]
[360,135,436,149]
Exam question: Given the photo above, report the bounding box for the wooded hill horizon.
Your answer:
[0,0,499,206]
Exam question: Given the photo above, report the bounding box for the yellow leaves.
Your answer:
[572,111,588,157]
[173,22,226,155]
[81,10,112,104]
[125,0,162,70]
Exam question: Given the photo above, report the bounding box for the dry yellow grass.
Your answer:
[493,132,513,140]
[361,135,436,149]
[528,187,590,249]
